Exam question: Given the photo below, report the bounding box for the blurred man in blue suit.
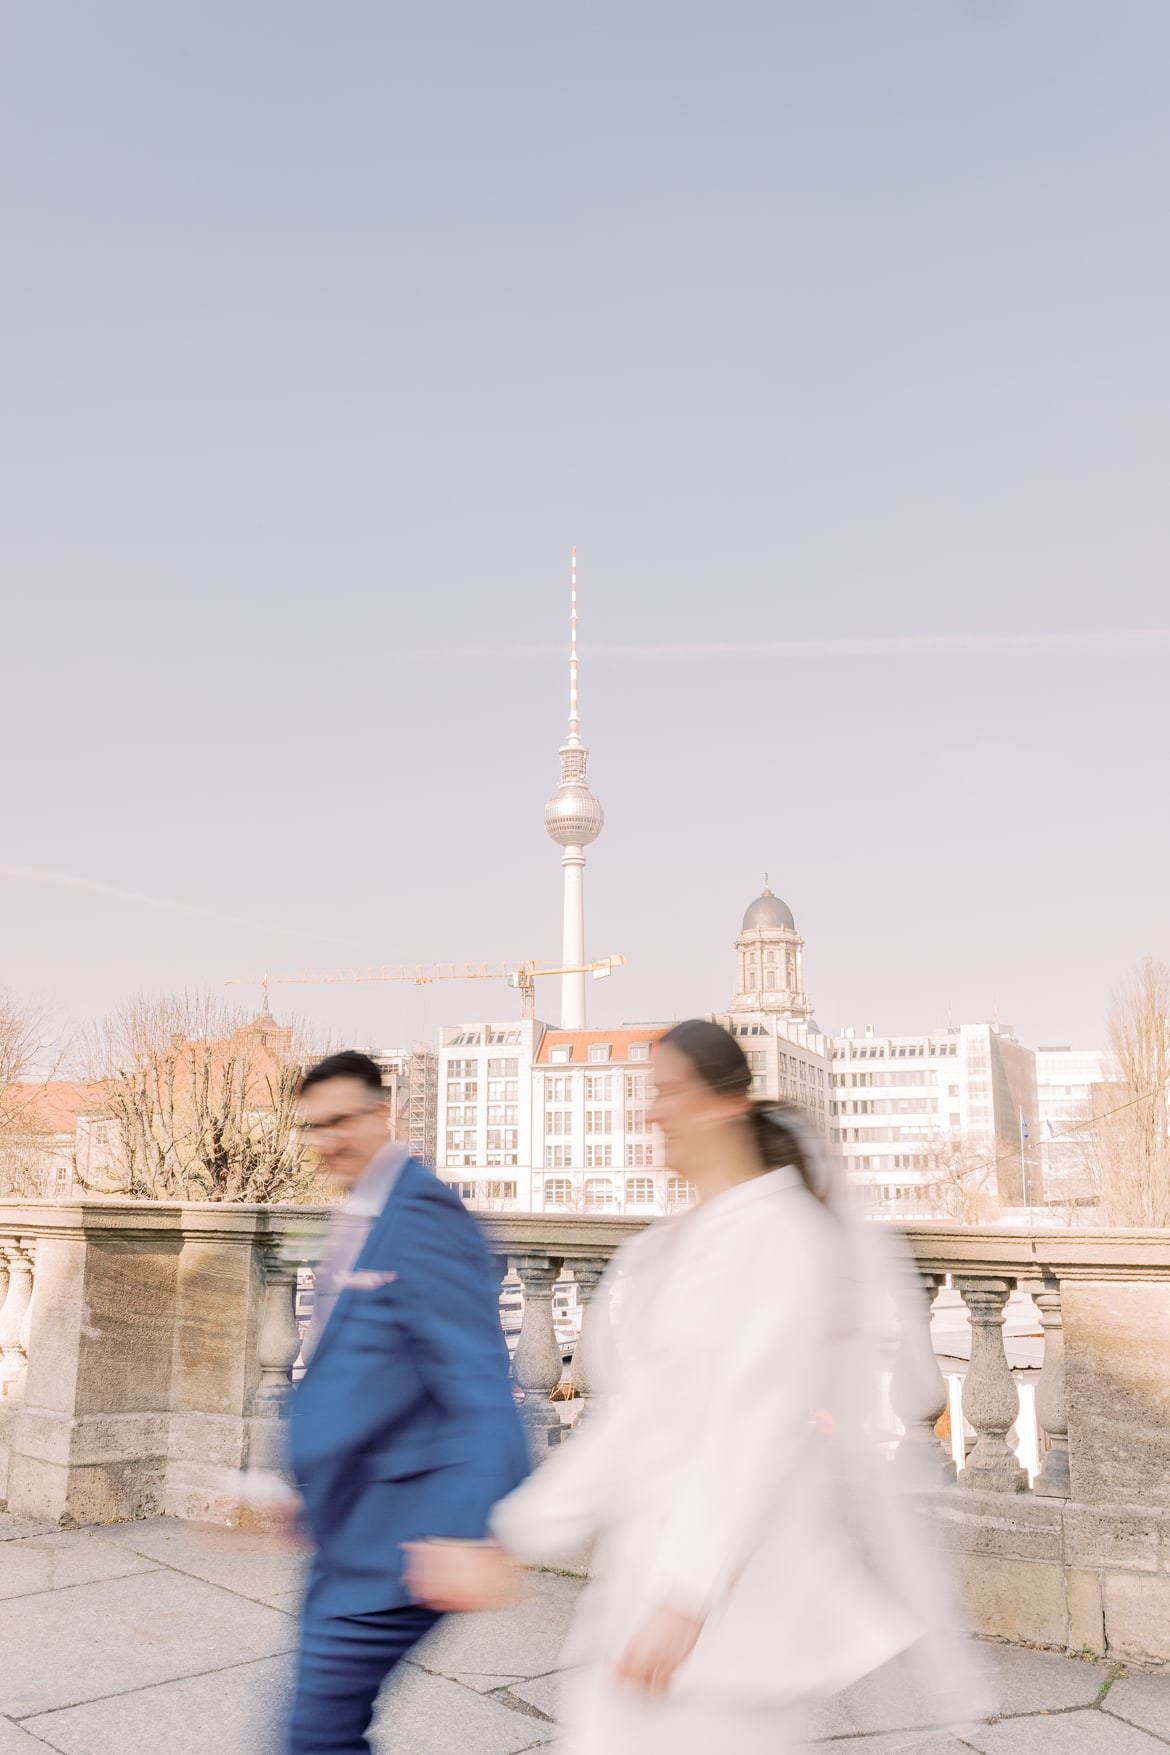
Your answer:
[285,1051,529,1754]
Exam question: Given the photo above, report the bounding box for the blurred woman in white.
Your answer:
[407,1019,975,1754]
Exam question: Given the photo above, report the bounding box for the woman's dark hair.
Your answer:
[657,1019,827,1203]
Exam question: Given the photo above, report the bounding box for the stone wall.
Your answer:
[4,1201,1170,1664]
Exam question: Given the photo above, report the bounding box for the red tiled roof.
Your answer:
[1,1029,293,1139]
[534,1027,668,1066]
[0,1080,108,1136]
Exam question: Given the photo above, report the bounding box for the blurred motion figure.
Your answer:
[408,1020,979,1753]
[283,1051,528,1755]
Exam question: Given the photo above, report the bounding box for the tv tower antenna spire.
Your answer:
[568,545,580,744]
[543,547,604,1029]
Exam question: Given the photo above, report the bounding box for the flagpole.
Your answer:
[1020,1107,1028,1208]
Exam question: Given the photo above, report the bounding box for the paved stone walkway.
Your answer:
[4,1513,1170,1752]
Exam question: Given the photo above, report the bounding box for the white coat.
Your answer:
[491,1167,940,1754]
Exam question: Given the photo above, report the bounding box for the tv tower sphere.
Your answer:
[544,779,604,846]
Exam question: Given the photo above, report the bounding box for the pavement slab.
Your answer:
[410,1574,579,1684]
[7,1518,1170,1755]
[0,1516,56,1543]
[813,1644,985,1741]
[0,1719,59,1753]
[1106,1675,1170,1740]
[369,1664,559,1753]
[0,1531,159,1603]
[21,1656,293,1755]
[963,1708,1170,1752]
[95,1518,308,1605]
[438,1671,531,1696]
[0,1567,298,1718]
[977,1643,1109,1716]
[508,1673,561,1719]
[813,1736,977,1754]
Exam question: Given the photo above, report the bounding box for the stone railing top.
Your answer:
[903,1225,1170,1281]
[4,1199,1170,1280]
[480,1213,647,1254]
[0,1198,329,1244]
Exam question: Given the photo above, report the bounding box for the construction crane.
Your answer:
[225,956,626,1021]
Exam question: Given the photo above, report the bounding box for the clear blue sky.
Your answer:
[3,2,1167,1057]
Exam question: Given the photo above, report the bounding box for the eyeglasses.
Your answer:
[296,1106,382,1137]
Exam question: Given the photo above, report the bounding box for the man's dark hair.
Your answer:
[297,1050,386,1099]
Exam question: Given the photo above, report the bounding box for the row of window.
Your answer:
[447,1057,520,1079]
[543,1176,695,1207]
[446,1128,518,1151]
[546,1073,651,1102]
[545,1143,658,1168]
[545,1108,652,1136]
[547,1042,652,1066]
[448,1102,519,1126]
[450,1072,659,1106]
[831,1042,959,1060]
[446,1084,519,1112]
[850,1154,930,1170]
[832,1126,952,1144]
[857,1183,945,1204]
[831,1099,941,1117]
[446,1031,524,1047]
[444,1180,519,1201]
[831,1070,942,1089]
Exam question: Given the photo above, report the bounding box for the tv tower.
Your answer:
[543,548,604,1029]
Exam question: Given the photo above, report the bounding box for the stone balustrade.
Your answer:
[481,1215,643,1454]
[2,1200,1170,1662]
[0,1200,330,1523]
[902,1225,1170,1663]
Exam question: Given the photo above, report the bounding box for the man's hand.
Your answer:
[613,1604,703,1694]
[225,1470,307,1546]
[401,1539,520,1612]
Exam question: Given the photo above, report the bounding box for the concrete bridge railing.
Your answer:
[2,1201,1169,1662]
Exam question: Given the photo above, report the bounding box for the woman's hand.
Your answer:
[401,1539,520,1612]
[614,1604,703,1694]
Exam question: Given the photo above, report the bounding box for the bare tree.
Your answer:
[79,991,329,1202]
[1092,956,1170,1226]
[922,1129,999,1224]
[0,993,67,1197]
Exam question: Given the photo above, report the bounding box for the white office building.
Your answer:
[1036,1046,1106,1207]
[436,1022,676,1213]
[828,1022,1039,1219]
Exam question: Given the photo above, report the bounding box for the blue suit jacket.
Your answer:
[289,1158,530,1617]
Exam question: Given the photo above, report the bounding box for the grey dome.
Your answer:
[742,886,795,932]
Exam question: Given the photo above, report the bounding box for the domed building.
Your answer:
[730,880,811,1021]
[713,879,827,1130]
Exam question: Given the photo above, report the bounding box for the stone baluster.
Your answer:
[253,1244,303,1414]
[510,1252,565,1459]
[1031,1278,1070,1498]
[957,1277,1028,1491]
[891,1270,955,1483]
[0,1243,35,1402]
[490,1255,513,1369]
[565,1254,610,1419]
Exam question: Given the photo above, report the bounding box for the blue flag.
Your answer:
[1019,1107,1029,1140]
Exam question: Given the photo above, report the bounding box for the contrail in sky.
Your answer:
[435,628,1170,660]
[0,866,364,948]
